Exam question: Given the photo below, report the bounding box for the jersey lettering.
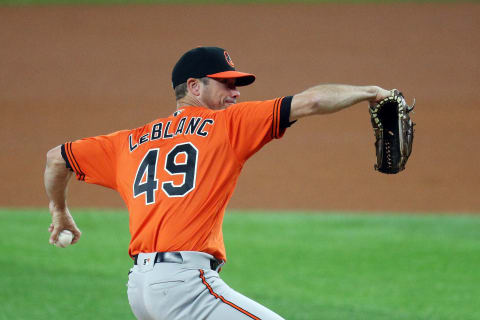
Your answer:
[133,143,198,203]
[175,117,187,136]
[151,123,163,140]
[133,149,159,205]
[129,134,138,152]
[162,143,198,197]
[163,121,174,139]
[129,117,214,153]
[185,117,202,135]
[197,119,214,137]
[139,133,149,145]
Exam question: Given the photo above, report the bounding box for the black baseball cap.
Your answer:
[171,47,256,88]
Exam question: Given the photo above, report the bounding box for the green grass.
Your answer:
[0,208,479,320]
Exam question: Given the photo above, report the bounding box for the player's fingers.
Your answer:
[71,229,82,245]
[49,228,60,245]
[48,223,54,233]
[376,88,392,102]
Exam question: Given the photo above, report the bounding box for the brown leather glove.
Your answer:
[369,89,415,174]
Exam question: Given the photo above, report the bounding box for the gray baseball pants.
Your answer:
[127,251,285,320]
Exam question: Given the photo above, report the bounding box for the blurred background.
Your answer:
[1,2,479,213]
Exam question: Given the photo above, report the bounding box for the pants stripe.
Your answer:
[199,269,261,320]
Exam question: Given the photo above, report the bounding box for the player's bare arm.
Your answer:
[44,145,81,245]
[290,84,392,121]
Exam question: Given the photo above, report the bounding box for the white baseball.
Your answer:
[55,230,74,248]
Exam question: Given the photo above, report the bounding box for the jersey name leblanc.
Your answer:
[128,116,215,153]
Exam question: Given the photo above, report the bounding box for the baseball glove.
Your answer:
[369,90,415,174]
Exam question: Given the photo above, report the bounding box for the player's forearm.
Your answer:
[45,146,81,245]
[44,145,72,209]
[290,84,381,121]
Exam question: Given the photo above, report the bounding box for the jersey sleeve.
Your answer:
[61,130,127,190]
[223,96,293,162]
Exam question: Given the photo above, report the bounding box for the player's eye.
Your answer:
[216,78,236,90]
[226,80,236,89]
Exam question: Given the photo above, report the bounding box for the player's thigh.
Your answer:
[206,291,285,320]
[202,270,285,320]
[127,268,154,320]
[142,264,192,319]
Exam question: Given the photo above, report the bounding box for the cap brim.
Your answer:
[207,71,256,87]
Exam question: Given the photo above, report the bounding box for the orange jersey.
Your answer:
[62,97,293,261]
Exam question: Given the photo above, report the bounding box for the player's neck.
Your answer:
[176,95,206,109]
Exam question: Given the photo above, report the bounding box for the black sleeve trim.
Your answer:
[279,96,297,129]
[60,144,73,171]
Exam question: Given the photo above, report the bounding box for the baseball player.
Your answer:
[44,46,392,320]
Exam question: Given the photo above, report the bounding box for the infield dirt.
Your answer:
[1,3,479,213]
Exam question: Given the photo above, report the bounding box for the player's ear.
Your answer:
[186,78,201,97]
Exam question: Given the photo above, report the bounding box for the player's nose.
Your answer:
[231,88,240,99]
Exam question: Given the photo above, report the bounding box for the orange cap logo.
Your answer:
[224,51,235,68]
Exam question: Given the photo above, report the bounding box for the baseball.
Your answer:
[55,230,74,248]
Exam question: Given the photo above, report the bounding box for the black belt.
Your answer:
[133,252,221,271]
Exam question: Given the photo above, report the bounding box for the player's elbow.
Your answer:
[46,145,65,167]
